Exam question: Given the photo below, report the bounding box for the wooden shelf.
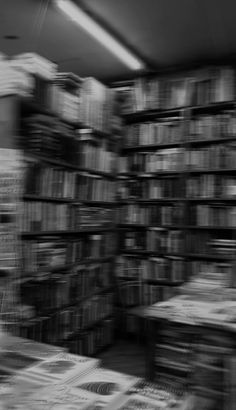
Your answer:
[24,153,116,179]
[23,195,118,206]
[122,141,183,152]
[187,135,236,146]
[121,249,184,258]
[119,198,184,204]
[186,197,236,202]
[123,107,184,123]
[118,171,182,178]
[122,101,236,124]
[21,226,115,237]
[119,224,183,229]
[23,194,75,203]
[185,167,236,175]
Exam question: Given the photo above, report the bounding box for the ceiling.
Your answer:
[1,0,236,84]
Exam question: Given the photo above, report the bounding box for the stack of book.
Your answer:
[22,115,62,159]
[0,60,34,97]
[80,78,110,133]
[10,52,57,81]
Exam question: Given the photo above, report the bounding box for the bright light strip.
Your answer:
[55,0,145,70]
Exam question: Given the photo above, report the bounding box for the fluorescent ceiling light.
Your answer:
[55,0,145,70]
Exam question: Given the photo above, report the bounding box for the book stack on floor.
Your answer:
[0,333,186,410]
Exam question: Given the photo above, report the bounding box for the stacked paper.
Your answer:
[0,61,34,96]
[16,352,99,386]
[70,367,140,409]
[4,383,97,410]
[11,52,57,80]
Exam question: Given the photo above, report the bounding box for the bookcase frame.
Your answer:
[0,92,119,357]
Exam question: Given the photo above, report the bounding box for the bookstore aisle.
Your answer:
[1,24,236,410]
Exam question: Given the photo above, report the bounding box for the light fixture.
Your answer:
[54,0,145,71]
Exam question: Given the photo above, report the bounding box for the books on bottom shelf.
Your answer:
[14,352,99,386]
[68,367,140,410]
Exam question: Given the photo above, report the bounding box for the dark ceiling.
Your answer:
[0,0,236,83]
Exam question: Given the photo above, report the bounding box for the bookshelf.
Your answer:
[115,67,236,343]
[114,67,236,408]
[0,52,121,357]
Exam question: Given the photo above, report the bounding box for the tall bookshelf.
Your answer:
[115,67,236,336]
[0,53,121,357]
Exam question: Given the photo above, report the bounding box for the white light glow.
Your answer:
[55,0,145,70]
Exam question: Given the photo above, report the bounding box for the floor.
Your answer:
[98,340,146,378]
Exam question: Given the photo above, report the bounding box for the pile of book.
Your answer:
[50,83,80,124]
[11,53,57,81]
[0,59,34,97]
[22,115,62,159]
[80,78,112,133]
